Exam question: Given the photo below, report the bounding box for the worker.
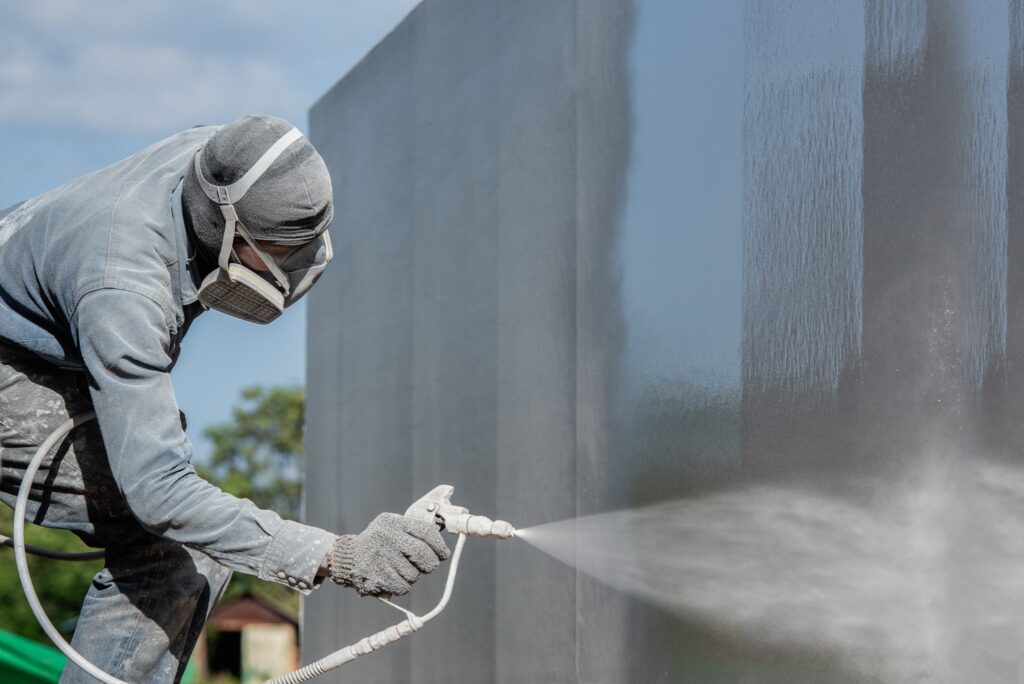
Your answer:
[0,115,449,684]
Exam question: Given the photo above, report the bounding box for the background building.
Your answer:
[208,596,299,684]
[304,1,1024,681]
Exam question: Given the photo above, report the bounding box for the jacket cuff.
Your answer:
[259,520,337,595]
[329,534,358,586]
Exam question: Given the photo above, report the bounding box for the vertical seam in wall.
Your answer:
[572,1,582,681]
[407,16,420,682]
[308,104,342,663]
[493,6,504,681]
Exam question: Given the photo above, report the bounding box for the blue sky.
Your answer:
[0,0,420,459]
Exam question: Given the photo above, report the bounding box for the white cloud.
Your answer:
[8,2,167,38]
[0,0,420,134]
[0,38,302,133]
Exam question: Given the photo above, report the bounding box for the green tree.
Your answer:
[0,507,103,643]
[200,385,305,520]
[198,384,307,613]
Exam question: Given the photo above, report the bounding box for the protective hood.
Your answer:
[191,124,333,323]
[185,115,334,259]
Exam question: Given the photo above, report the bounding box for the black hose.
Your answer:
[0,421,105,562]
[0,535,104,561]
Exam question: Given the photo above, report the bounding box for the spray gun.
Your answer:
[405,484,515,539]
[265,485,515,684]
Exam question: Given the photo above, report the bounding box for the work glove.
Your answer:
[329,512,451,596]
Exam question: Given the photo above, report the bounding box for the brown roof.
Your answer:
[209,595,298,631]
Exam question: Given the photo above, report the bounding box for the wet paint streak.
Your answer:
[865,0,927,77]
[950,0,1010,387]
[1003,0,1024,456]
[742,0,865,402]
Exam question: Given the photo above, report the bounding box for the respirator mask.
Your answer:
[193,127,333,324]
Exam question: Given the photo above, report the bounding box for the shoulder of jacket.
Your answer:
[71,284,178,336]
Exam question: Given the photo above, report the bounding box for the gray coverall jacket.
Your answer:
[0,126,336,681]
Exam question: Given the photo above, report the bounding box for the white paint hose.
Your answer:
[0,413,104,561]
[266,483,515,683]
[12,419,513,684]
[264,533,468,684]
[12,412,131,684]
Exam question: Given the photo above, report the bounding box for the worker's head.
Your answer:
[183,115,334,323]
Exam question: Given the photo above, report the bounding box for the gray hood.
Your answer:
[183,114,333,263]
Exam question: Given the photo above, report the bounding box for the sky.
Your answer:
[0,0,421,459]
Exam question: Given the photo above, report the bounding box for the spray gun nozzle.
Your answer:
[491,519,516,540]
[444,513,515,539]
[405,485,516,540]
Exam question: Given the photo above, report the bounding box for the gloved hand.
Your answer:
[329,512,451,596]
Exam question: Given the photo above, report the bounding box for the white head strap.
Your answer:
[192,127,305,293]
[194,127,304,205]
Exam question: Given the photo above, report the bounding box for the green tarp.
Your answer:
[0,630,65,684]
[0,629,199,683]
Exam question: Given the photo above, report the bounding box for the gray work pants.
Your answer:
[0,343,231,684]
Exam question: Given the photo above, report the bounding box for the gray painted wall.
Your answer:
[305,1,1024,681]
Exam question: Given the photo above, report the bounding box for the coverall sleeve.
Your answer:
[70,288,336,593]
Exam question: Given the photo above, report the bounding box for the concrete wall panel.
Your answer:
[306,13,418,683]
[573,1,633,680]
[492,1,579,682]
[306,0,1024,681]
[407,1,501,681]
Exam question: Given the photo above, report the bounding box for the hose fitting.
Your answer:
[443,512,515,539]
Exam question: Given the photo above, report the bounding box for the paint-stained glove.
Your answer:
[329,512,451,596]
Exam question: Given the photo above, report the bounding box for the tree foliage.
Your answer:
[0,507,103,643]
[199,385,305,521]
[198,384,307,613]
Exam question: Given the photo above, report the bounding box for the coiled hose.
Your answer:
[0,412,104,561]
[10,413,471,684]
[265,533,467,684]
[11,413,130,684]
